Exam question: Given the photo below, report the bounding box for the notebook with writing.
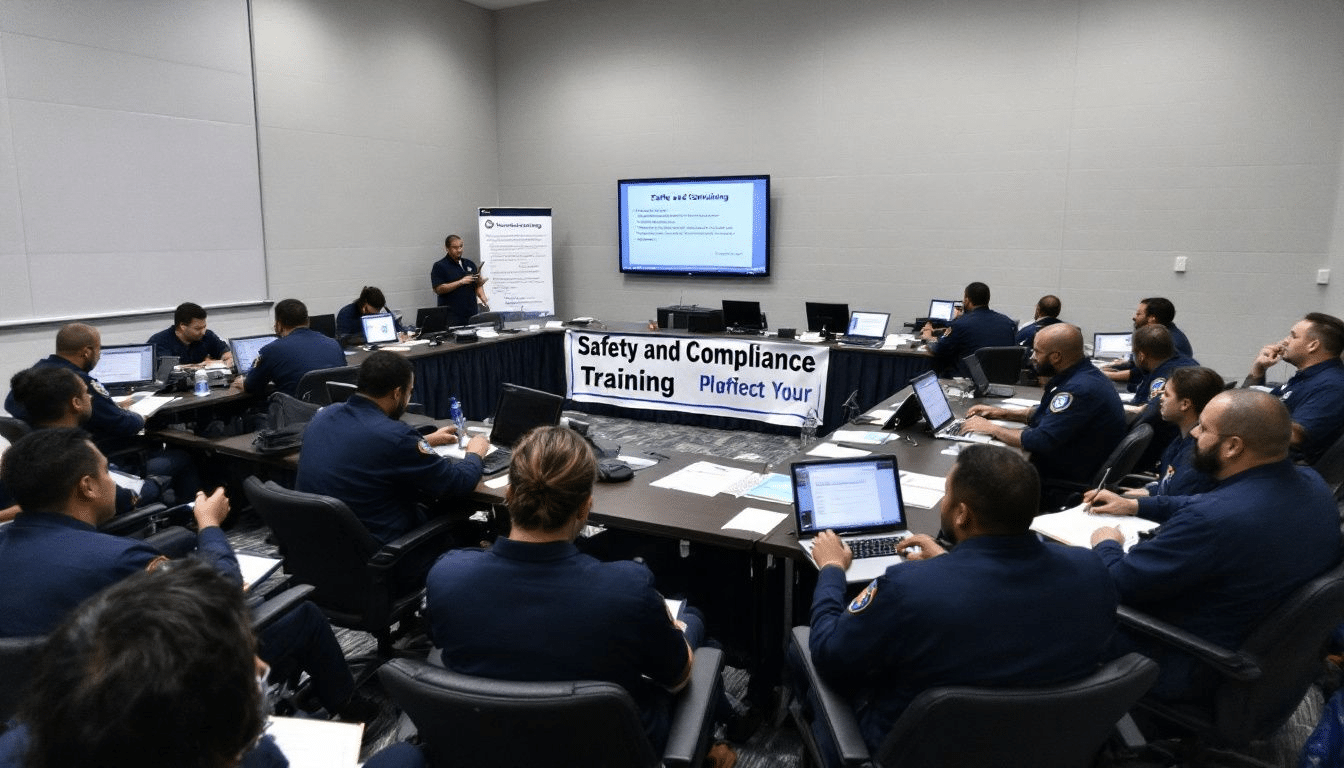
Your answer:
[791,455,912,583]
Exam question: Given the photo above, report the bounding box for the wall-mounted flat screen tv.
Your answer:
[618,174,770,277]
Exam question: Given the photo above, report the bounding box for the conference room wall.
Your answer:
[494,0,1344,380]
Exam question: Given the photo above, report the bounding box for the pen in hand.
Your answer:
[1083,467,1112,513]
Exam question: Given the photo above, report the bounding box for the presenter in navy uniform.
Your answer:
[431,234,490,327]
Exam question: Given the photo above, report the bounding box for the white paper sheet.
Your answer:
[722,507,790,534]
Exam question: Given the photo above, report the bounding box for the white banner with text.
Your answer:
[565,330,829,427]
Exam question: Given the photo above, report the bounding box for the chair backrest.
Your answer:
[308,313,337,339]
[295,365,359,405]
[878,653,1159,768]
[378,657,659,768]
[973,346,1027,385]
[1093,423,1154,487]
[0,635,46,722]
[1211,559,1344,742]
[1310,430,1344,500]
[0,416,32,444]
[241,477,384,621]
[467,311,505,331]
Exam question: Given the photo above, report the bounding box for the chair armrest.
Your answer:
[1116,605,1261,682]
[663,646,724,767]
[251,584,316,632]
[368,517,455,570]
[98,502,168,536]
[1119,473,1156,488]
[790,626,873,767]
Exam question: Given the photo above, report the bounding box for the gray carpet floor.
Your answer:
[229,412,1324,767]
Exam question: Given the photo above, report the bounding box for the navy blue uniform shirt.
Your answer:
[1021,359,1127,487]
[430,255,481,326]
[1135,433,1217,523]
[1014,316,1061,350]
[147,326,229,364]
[1096,459,1341,699]
[335,302,406,338]
[4,356,143,449]
[296,395,484,544]
[242,327,346,397]
[927,306,1017,375]
[809,534,1117,753]
[1271,357,1344,463]
[425,537,689,751]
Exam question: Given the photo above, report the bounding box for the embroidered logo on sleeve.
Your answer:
[1149,378,1167,399]
[91,380,111,398]
[847,581,878,613]
[417,439,435,455]
[1049,392,1073,413]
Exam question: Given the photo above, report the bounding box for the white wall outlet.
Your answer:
[1318,269,1331,285]
[1174,255,1188,273]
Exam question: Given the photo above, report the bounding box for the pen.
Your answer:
[1083,467,1112,513]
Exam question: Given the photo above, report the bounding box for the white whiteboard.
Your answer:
[0,0,266,325]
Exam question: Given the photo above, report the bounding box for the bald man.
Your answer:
[1090,389,1341,700]
[961,323,1127,502]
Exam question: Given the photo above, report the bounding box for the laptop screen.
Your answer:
[962,353,990,392]
[792,456,906,536]
[846,311,889,338]
[90,344,155,386]
[230,334,276,376]
[416,307,449,334]
[721,300,762,329]
[361,313,398,344]
[1093,332,1132,359]
[927,299,960,322]
[489,383,566,449]
[910,370,955,431]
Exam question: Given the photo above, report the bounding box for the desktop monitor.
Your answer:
[416,307,449,335]
[721,300,763,331]
[89,344,155,388]
[361,313,398,344]
[927,299,961,323]
[805,302,850,334]
[229,334,276,376]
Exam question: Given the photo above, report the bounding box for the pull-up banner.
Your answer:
[565,329,829,426]
[477,207,554,316]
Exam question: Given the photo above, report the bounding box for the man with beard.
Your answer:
[1101,297,1194,389]
[1089,389,1340,700]
[959,323,1127,502]
[1243,312,1344,463]
[296,352,489,584]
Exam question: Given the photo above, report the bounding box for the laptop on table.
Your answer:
[721,300,764,333]
[1091,332,1132,362]
[478,383,566,475]
[361,313,399,346]
[229,334,277,377]
[791,455,912,583]
[909,370,993,444]
[836,310,890,348]
[962,353,1014,398]
[89,344,156,396]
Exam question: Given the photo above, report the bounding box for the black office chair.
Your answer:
[788,626,1158,768]
[0,416,31,444]
[1117,559,1344,750]
[243,477,451,655]
[1043,423,1154,508]
[467,311,505,331]
[308,313,337,339]
[973,346,1028,385]
[295,365,359,406]
[1310,430,1344,500]
[378,647,725,768]
[0,635,46,722]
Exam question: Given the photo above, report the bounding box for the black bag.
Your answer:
[251,393,319,454]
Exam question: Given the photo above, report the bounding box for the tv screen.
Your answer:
[618,175,770,277]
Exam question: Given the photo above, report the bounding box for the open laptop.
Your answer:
[962,353,1014,398]
[913,298,962,330]
[229,334,276,376]
[909,370,993,443]
[1092,332,1132,362]
[479,383,566,475]
[721,300,764,333]
[89,344,157,395]
[791,455,912,583]
[360,313,399,346]
[416,307,449,336]
[836,310,889,348]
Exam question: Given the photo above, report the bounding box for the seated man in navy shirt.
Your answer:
[1089,389,1341,700]
[961,323,1127,503]
[1014,294,1062,350]
[297,352,489,585]
[1084,365,1223,522]
[919,281,1017,377]
[1102,297,1194,389]
[1125,324,1199,468]
[146,301,233,366]
[803,445,1117,762]
[335,285,407,342]
[231,298,346,398]
[1242,312,1344,463]
[426,425,700,753]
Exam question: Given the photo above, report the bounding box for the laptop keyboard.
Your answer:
[480,447,513,475]
[849,535,910,560]
[837,336,883,348]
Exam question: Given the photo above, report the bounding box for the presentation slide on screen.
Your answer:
[620,178,767,272]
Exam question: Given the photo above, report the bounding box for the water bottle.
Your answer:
[193,369,209,397]
[800,409,818,448]
[449,397,467,439]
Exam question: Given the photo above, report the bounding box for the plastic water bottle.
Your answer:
[193,369,209,397]
[449,397,467,438]
[800,410,818,448]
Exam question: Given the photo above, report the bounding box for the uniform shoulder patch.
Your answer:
[417,439,436,455]
[847,580,878,613]
[91,380,110,398]
[1049,392,1073,413]
[1149,377,1167,398]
